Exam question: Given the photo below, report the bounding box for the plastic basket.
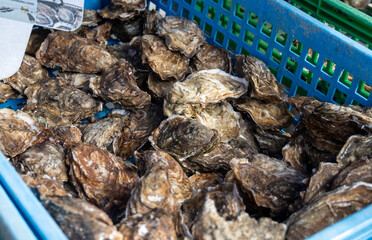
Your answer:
[0,0,372,239]
[288,0,372,49]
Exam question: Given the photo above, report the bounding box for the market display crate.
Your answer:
[0,0,372,239]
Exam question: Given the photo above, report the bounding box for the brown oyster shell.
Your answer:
[134,150,193,203]
[140,35,190,81]
[147,72,176,99]
[254,127,291,158]
[0,109,41,157]
[26,29,51,56]
[166,69,248,104]
[286,182,372,240]
[90,59,151,108]
[117,209,177,240]
[41,196,123,240]
[234,55,286,101]
[3,54,48,94]
[98,2,144,21]
[24,105,71,128]
[157,16,206,58]
[36,31,117,73]
[111,17,144,43]
[230,155,306,216]
[191,44,232,73]
[189,173,224,193]
[336,135,372,167]
[81,9,102,27]
[143,10,162,35]
[149,116,220,161]
[21,175,71,198]
[192,198,286,240]
[58,72,99,93]
[24,78,103,123]
[68,143,139,219]
[84,22,112,46]
[332,159,372,189]
[0,82,17,103]
[112,0,147,12]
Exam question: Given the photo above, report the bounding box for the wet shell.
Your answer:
[21,175,71,198]
[191,44,233,73]
[26,29,51,56]
[147,72,176,99]
[336,135,372,167]
[98,3,141,21]
[143,10,162,35]
[58,73,99,93]
[332,159,372,189]
[112,0,147,12]
[0,82,17,103]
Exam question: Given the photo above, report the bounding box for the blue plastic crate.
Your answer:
[0,0,372,239]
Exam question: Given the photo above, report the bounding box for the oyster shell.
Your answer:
[254,128,291,158]
[149,116,220,161]
[18,141,68,184]
[336,135,372,167]
[68,143,139,219]
[189,172,224,193]
[134,150,193,203]
[84,22,112,46]
[0,82,17,103]
[147,72,176,99]
[230,156,306,216]
[157,16,206,58]
[41,196,124,240]
[286,182,372,240]
[0,109,41,157]
[81,9,102,27]
[166,69,248,104]
[143,10,162,35]
[26,29,51,56]
[112,0,147,11]
[24,105,72,128]
[234,55,286,101]
[98,3,141,21]
[24,78,103,123]
[36,31,117,73]
[90,59,151,108]
[191,44,232,73]
[21,175,71,198]
[332,159,372,189]
[192,198,286,240]
[140,35,190,81]
[111,17,143,42]
[117,209,177,240]
[3,54,48,94]
[58,72,99,93]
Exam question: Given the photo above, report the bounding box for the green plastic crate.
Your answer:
[287,0,372,49]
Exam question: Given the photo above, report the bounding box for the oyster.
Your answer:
[140,35,190,81]
[21,175,71,198]
[58,72,99,93]
[24,78,103,123]
[26,29,51,56]
[112,105,163,159]
[234,55,286,101]
[230,156,306,216]
[189,172,223,192]
[112,0,147,11]
[166,69,248,104]
[41,196,124,240]
[336,135,372,167]
[81,9,102,27]
[90,59,151,108]
[303,162,342,204]
[117,209,177,240]
[157,16,206,58]
[36,31,117,73]
[24,105,72,128]
[84,22,113,46]
[332,159,372,189]
[68,143,139,219]
[0,82,17,103]
[134,150,193,203]
[52,125,82,146]
[286,182,372,240]
[0,109,41,157]
[147,72,176,99]
[192,198,286,240]
[254,128,291,157]
[111,17,143,42]
[18,141,68,184]
[149,116,220,161]
[3,54,48,94]
[81,116,125,151]
[98,3,141,21]
[191,44,232,73]
[143,10,162,35]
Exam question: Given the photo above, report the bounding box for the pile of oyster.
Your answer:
[1,1,371,240]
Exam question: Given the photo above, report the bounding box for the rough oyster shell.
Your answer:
[58,73,99,93]
[26,29,51,56]
[36,31,117,73]
[81,9,102,27]
[147,72,176,99]
[98,3,141,21]
[143,10,162,35]
[166,69,248,104]
[332,159,372,189]
[157,16,206,58]
[140,35,190,81]
[0,82,17,103]
[336,135,372,167]
[189,172,224,193]
[112,0,147,12]
[111,17,143,42]
[84,22,112,46]
[191,44,232,73]
[254,127,291,158]
[21,175,71,198]
[0,109,41,157]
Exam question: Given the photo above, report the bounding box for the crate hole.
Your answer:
[352,100,362,106]
[215,31,224,45]
[316,78,330,95]
[306,49,319,66]
[301,68,313,84]
[161,0,168,6]
[228,40,237,53]
[207,6,216,20]
[296,86,308,96]
[338,70,352,88]
[357,80,371,100]
[223,0,231,10]
[193,16,201,25]
[290,39,303,56]
[333,89,347,105]
[232,22,241,37]
[182,9,189,18]
[275,29,287,46]
[257,39,268,54]
[195,0,204,12]
[271,48,282,64]
[159,9,166,17]
[235,4,245,19]
[281,76,292,91]
[219,14,228,28]
[241,48,250,55]
[286,58,298,74]
[204,23,212,36]
[248,12,259,27]
[244,30,254,46]
[171,1,178,13]
[268,66,278,76]
[322,59,336,76]
[262,21,273,37]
